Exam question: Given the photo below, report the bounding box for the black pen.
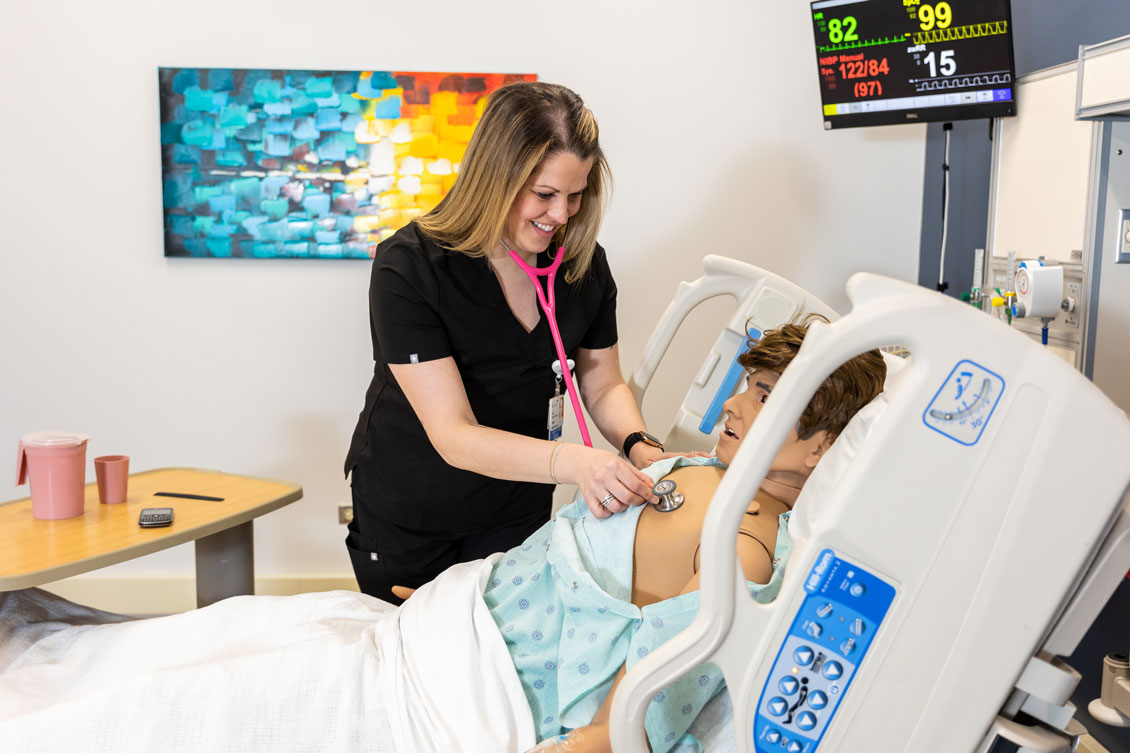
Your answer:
[154,491,225,502]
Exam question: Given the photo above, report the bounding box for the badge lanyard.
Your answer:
[509,246,593,447]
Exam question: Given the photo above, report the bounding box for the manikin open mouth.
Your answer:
[724,427,739,440]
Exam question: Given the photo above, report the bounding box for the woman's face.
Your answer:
[502,151,593,256]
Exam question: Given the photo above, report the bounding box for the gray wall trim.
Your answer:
[1082,123,1110,379]
[917,1,1130,301]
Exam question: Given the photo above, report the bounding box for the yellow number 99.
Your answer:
[919,2,952,31]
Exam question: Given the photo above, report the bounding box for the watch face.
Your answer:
[640,431,662,447]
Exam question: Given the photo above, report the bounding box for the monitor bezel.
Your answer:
[811,0,1018,130]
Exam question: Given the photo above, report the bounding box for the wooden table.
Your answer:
[0,467,303,607]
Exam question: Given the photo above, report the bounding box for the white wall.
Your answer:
[0,0,924,604]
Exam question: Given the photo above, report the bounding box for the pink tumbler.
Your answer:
[16,431,90,520]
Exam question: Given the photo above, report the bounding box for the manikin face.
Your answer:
[715,368,829,483]
[502,151,593,257]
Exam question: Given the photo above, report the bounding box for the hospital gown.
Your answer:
[483,456,792,753]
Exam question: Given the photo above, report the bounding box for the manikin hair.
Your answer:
[737,314,887,441]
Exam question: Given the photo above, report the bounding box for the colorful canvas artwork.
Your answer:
[159,68,536,259]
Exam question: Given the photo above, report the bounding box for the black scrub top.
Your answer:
[344,222,618,532]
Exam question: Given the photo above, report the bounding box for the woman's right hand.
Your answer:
[556,444,659,519]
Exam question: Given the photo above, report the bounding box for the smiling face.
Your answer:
[715,368,830,485]
[502,151,593,257]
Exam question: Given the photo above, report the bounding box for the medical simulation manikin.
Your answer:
[489,320,887,753]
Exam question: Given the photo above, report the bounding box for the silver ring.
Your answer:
[600,493,616,507]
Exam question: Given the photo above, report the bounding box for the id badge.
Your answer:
[547,394,564,441]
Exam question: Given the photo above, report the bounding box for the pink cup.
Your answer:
[95,455,130,504]
[16,432,90,520]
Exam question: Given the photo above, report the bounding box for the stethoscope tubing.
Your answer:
[509,247,594,447]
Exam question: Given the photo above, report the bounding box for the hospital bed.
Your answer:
[4,258,1129,753]
[617,256,1130,753]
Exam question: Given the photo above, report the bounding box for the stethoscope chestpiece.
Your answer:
[652,479,684,513]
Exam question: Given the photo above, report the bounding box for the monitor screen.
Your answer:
[810,0,1016,129]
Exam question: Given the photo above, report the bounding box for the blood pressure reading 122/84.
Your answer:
[810,0,1015,129]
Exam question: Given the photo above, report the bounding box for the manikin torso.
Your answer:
[630,464,793,608]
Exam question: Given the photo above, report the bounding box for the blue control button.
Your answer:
[794,646,815,666]
[850,618,865,636]
[849,582,866,597]
[768,697,789,717]
[816,602,834,618]
[840,638,856,656]
[809,690,828,709]
[787,741,804,753]
[823,661,844,680]
[766,729,781,744]
[797,711,818,731]
[779,676,800,696]
[806,622,823,639]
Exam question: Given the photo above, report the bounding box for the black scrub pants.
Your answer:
[346,466,551,605]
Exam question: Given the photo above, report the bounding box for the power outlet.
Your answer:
[1119,209,1130,264]
[1065,281,1082,327]
[338,505,354,525]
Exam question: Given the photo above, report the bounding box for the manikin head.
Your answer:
[715,317,887,491]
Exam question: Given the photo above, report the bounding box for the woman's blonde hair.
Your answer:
[414,81,609,283]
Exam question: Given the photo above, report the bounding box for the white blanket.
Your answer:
[0,556,535,753]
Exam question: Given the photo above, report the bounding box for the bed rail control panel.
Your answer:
[753,549,896,752]
[697,327,762,435]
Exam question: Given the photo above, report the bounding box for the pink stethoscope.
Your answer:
[508,245,593,447]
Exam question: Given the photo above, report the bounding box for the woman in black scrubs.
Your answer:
[345,82,672,603]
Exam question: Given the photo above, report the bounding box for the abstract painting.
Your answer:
[159,68,535,259]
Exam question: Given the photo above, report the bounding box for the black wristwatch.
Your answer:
[623,430,664,459]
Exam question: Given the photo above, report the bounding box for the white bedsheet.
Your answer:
[0,555,535,753]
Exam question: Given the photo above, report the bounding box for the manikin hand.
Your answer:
[522,724,610,753]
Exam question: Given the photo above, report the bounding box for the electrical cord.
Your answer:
[937,122,952,293]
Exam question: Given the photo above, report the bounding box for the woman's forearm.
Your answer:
[436,424,655,513]
[433,422,563,484]
[388,357,657,511]
[584,381,648,454]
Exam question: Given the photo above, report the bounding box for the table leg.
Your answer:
[195,520,254,608]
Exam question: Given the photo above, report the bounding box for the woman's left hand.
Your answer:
[627,443,712,470]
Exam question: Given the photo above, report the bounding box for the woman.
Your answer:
[344,81,673,603]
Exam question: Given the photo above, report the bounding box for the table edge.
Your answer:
[0,469,304,589]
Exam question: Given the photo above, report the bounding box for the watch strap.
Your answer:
[623,431,663,458]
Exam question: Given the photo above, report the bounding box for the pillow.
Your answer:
[788,351,905,540]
